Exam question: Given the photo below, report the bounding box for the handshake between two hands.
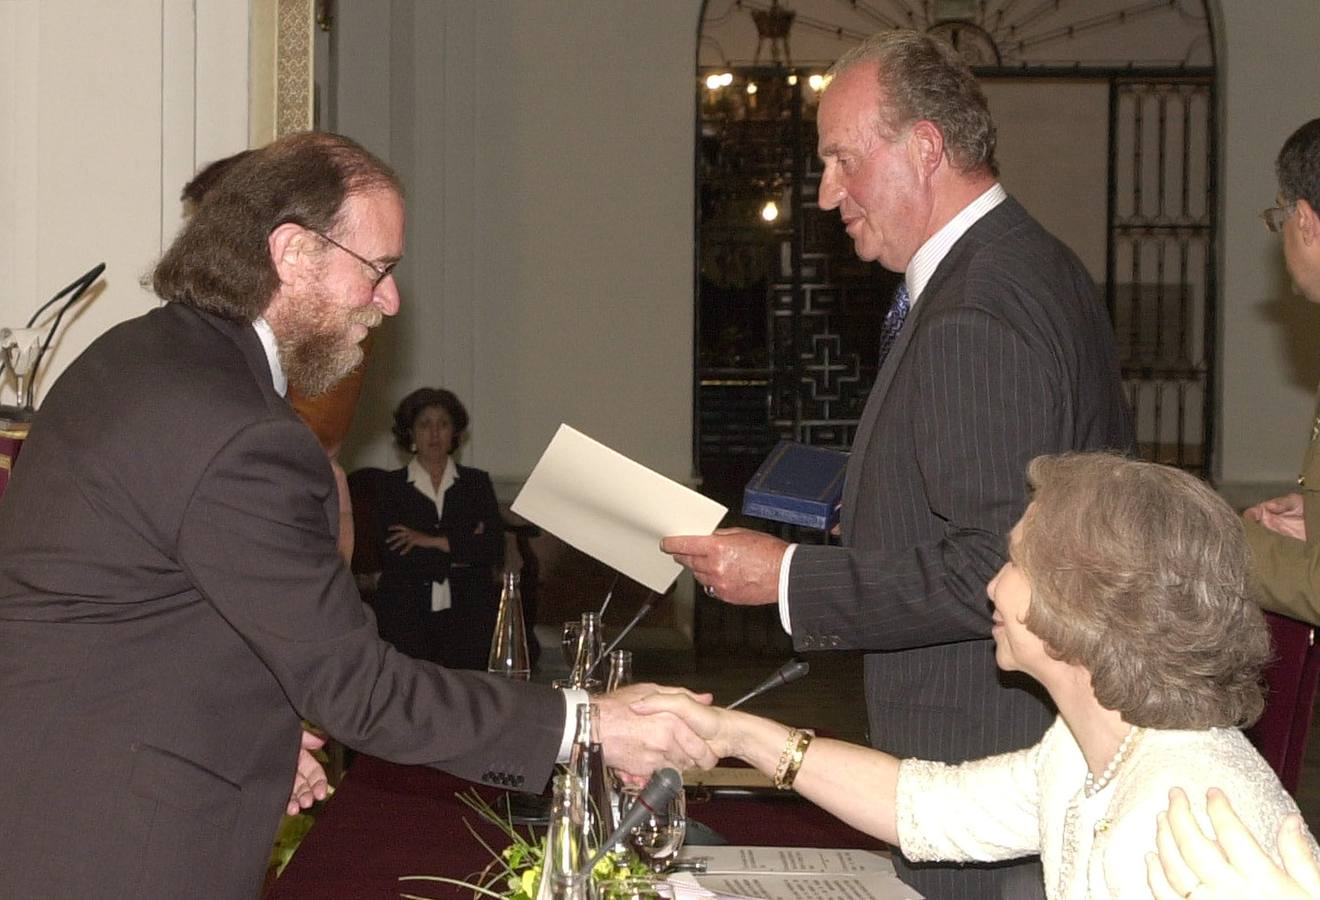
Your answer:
[594,682,738,783]
[284,685,737,814]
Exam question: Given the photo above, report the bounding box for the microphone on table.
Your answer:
[726,658,810,710]
[587,592,658,681]
[584,767,682,871]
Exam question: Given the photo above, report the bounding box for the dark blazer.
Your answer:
[789,197,1132,900]
[371,463,505,669]
[0,304,564,900]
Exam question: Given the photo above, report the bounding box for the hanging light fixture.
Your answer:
[760,200,780,223]
[750,0,795,66]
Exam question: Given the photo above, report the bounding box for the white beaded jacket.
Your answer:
[895,717,1314,899]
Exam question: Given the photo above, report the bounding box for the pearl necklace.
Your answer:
[1083,725,1139,798]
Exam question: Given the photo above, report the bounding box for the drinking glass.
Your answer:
[604,649,633,693]
[618,783,686,873]
[552,620,584,689]
[560,620,584,671]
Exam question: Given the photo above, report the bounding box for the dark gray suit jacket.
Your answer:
[789,197,1132,899]
[0,303,564,899]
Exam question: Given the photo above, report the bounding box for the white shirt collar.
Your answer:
[406,455,458,502]
[905,183,1007,303]
[252,316,287,397]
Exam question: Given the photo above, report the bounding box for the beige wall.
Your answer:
[332,0,704,491]
[990,80,1110,280]
[0,0,250,408]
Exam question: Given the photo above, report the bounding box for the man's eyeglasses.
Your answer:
[311,229,398,287]
[1260,201,1297,234]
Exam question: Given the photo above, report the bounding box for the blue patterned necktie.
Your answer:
[876,280,911,368]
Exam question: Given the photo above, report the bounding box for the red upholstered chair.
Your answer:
[1246,610,1320,794]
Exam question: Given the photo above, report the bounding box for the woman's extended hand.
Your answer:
[595,684,717,781]
[386,524,450,555]
[1147,787,1320,899]
[629,691,742,761]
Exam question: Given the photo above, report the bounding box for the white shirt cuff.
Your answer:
[557,688,591,762]
[777,543,798,634]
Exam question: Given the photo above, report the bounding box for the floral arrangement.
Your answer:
[400,790,653,899]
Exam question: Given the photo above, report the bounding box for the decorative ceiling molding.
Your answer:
[700,0,1213,70]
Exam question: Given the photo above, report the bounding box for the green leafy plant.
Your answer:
[400,790,651,900]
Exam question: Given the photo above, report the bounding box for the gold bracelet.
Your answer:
[773,728,814,790]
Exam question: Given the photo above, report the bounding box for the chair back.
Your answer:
[346,466,391,578]
[1246,610,1320,793]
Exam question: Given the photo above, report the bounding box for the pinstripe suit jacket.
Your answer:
[789,197,1132,899]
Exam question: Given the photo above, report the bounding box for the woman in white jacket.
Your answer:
[638,452,1317,899]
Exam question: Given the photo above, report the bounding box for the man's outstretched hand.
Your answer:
[594,682,719,782]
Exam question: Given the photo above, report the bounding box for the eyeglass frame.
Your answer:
[309,228,399,287]
[1260,200,1297,234]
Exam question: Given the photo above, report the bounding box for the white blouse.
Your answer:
[895,717,1314,899]
[406,456,457,611]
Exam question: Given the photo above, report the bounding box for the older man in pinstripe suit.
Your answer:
[665,30,1131,900]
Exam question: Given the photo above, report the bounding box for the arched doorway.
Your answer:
[694,0,1218,499]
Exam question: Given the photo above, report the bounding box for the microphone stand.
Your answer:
[596,573,621,621]
[8,262,106,408]
[587,593,657,681]
[727,658,810,710]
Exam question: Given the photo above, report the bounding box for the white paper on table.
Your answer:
[511,424,728,593]
[665,871,752,899]
[673,847,924,900]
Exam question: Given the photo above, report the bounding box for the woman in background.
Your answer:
[637,453,1313,899]
[369,388,504,669]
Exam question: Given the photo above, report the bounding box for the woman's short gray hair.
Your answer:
[1016,452,1268,730]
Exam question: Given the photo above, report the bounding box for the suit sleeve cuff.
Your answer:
[557,688,590,762]
[778,544,798,634]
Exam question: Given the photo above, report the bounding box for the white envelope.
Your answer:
[511,424,728,593]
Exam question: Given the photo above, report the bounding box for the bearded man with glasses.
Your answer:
[1243,118,1320,625]
[0,132,715,900]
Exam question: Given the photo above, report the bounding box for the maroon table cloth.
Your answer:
[267,755,882,899]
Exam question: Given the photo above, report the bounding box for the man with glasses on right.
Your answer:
[1243,118,1320,624]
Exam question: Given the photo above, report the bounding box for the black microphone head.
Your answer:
[637,767,682,811]
[779,658,809,682]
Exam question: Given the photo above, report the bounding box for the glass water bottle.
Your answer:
[568,611,604,690]
[568,702,617,853]
[604,650,633,693]
[487,570,531,680]
[536,772,598,900]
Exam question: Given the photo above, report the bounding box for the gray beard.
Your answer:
[278,327,364,397]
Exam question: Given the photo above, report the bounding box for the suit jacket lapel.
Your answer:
[200,308,299,420]
[840,198,1024,537]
